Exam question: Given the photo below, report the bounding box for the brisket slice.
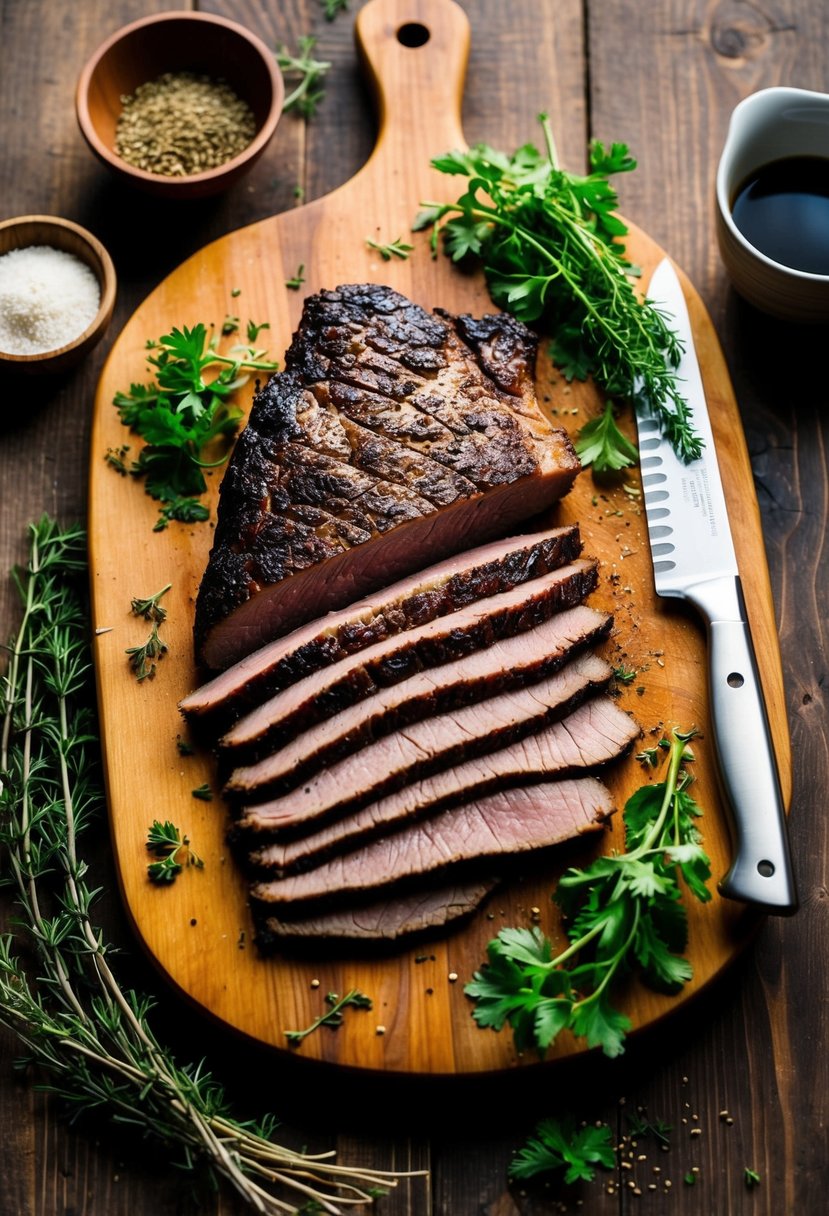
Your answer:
[249,778,614,915]
[223,603,611,781]
[180,523,582,731]
[220,558,599,764]
[254,879,497,949]
[249,698,639,876]
[228,650,612,826]
[194,284,580,670]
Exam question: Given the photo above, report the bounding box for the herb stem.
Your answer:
[1,518,419,1212]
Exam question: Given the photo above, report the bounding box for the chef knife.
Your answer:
[635,257,797,914]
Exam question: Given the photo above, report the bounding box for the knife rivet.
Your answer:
[727,672,745,688]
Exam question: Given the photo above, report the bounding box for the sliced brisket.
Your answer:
[228,650,612,825]
[223,603,612,779]
[220,558,599,763]
[194,284,580,670]
[181,523,583,730]
[247,698,638,875]
[254,879,497,949]
[249,778,615,915]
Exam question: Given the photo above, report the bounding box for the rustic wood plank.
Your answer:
[588,3,829,1214]
[1,0,827,1213]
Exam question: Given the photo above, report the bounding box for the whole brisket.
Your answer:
[193,284,580,670]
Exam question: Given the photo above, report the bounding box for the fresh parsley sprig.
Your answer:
[146,819,204,884]
[415,114,702,469]
[465,728,711,1058]
[112,322,277,531]
[509,1116,615,1183]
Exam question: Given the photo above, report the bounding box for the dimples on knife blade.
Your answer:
[635,257,796,913]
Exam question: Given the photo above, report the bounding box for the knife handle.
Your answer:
[688,576,798,914]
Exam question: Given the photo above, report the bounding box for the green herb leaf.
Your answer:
[111,322,277,531]
[465,728,709,1058]
[320,0,349,19]
[420,115,702,466]
[285,988,373,1046]
[366,236,414,261]
[277,37,331,118]
[575,400,640,474]
[509,1116,615,1183]
[146,819,203,884]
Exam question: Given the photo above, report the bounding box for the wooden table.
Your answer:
[0,2,826,1213]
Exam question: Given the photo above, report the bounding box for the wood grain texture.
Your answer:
[1,0,827,1212]
[86,0,786,1077]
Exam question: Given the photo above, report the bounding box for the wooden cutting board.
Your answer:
[88,0,790,1075]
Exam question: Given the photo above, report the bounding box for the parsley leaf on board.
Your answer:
[415,114,702,470]
[366,236,414,261]
[465,728,711,1058]
[111,322,277,532]
[146,819,204,884]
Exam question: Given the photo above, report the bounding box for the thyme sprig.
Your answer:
[465,728,711,1058]
[126,585,171,680]
[285,990,373,1047]
[0,517,417,1212]
[415,114,702,470]
[277,37,331,118]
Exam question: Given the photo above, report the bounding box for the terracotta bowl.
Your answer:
[0,216,117,375]
[76,11,284,200]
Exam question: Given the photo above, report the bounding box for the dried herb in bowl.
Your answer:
[115,71,256,177]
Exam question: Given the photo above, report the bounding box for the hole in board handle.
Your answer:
[397,22,430,47]
[727,672,745,688]
[757,859,776,878]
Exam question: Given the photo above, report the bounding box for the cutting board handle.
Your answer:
[355,0,470,169]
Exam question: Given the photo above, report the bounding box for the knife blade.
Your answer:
[635,257,797,914]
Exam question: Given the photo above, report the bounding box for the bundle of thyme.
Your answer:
[0,517,411,1213]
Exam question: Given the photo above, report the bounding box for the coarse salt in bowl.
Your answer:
[0,216,116,375]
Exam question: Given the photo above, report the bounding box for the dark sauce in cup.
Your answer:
[731,155,829,274]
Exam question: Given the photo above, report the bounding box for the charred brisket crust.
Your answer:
[196,526,584,734]
[221,560,600,802]
[194,284,556,665]
[222,608,612,776]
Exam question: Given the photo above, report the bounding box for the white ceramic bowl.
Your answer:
[716,86,829,324]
